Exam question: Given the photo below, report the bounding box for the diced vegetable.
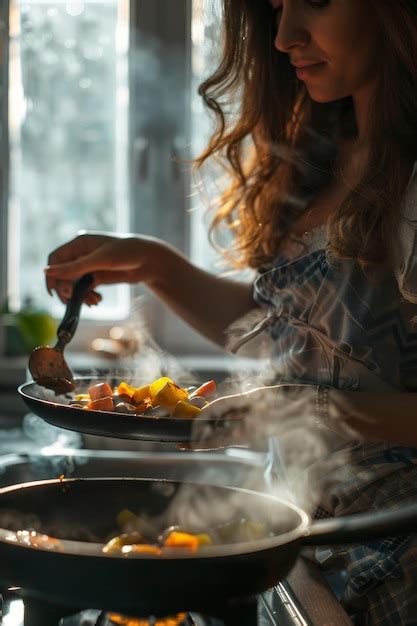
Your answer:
[171,400,201,419]
[75,393,90,401]
[132,384,151,404]
[152,380,189,409]
[87,396,114,412]
[195,533,213,546]
[134,400,153,414]
[116,381,137,399]
[114,402,137,414]
[163,531,199,551]
[122,544,162,556]
[14,530,64,552]
[103,532,145,554]
[116,509,138,528]
[188,396,208,409]
[88,382,113,400]
[74,375,218,419]
[189,380,217,399]
[149,376,174,397]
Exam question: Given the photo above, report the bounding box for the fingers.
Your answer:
[45,261,91,296]
[44,234,145,309]
[45,255,100,281]
[45,234,113,295]
[44,234,149,301]
[46,274,102,306]
[47,233,107,266]
[52,286,102,306]
[45,246,113,298]
[46,269,141,302]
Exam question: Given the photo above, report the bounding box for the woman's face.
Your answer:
[270,0,381,104]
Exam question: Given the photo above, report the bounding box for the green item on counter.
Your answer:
[1,298,57,355]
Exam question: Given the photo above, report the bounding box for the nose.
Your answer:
[274,6,310,53]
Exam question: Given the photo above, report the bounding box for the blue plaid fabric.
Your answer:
[254,240,417,625]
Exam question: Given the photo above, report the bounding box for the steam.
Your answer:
[20,287,359,531]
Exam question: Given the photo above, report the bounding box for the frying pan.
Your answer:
[18,376,240,443]
[0,477,417,616]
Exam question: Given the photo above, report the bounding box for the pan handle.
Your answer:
[303,503,417,545]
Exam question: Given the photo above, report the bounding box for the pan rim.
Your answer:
[0,477,310,559]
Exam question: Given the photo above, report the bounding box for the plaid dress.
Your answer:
[253,164,417,625]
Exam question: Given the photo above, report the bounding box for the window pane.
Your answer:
[8,0,130,319]
[190,0,224,272]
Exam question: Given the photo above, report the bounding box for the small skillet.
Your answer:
[18,376,243,443]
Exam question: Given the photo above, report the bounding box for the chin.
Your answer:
[305,88,345,104]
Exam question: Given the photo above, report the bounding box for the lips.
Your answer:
[292,62,326,80]
[291,59,325,69]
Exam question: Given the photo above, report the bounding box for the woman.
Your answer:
[45,1,417,622]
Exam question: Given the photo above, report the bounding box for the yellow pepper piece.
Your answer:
[152,381,189,409]
[75,393,90,401]
[195,533,212,546]
[116,382,137,399]
[132,384,151,404]
[149,376,174,397]
[171,400,201,419]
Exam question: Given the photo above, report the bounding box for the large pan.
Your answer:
[18,376,241,443]
[0,477,417,616]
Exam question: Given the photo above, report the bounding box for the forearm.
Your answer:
[146,242,256,347]
[328,389,417,448]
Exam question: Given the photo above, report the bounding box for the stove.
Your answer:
[1,582,310,626]
[0,448,312,626]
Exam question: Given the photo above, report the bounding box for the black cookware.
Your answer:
[0,477,416,616]
[18,377,239,443]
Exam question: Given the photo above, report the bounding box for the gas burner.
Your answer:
[95,600,258,626]
[101,611,194,626]
[0,583,310,626]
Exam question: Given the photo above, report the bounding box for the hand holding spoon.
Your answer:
[28,273,94,394]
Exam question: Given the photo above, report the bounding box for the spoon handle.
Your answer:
[56,273,94,344]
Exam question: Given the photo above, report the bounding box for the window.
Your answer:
[190,0,223,272]
[8,0,130,319]
[3,0,226,354]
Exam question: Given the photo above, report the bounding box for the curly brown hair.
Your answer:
[195,0,417,270]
